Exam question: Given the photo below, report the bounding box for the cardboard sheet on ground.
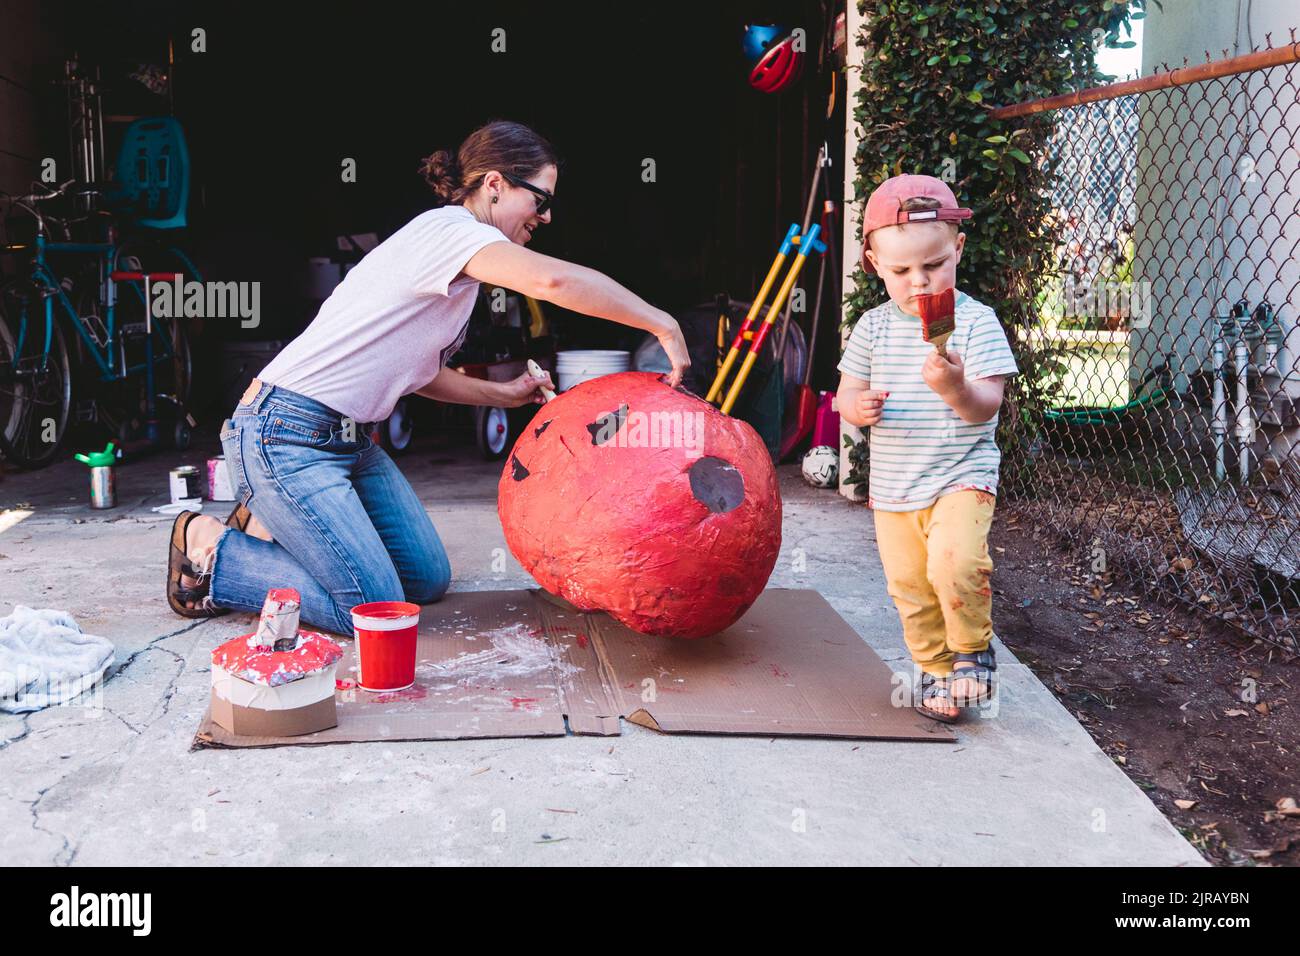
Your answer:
[193,588,955,748]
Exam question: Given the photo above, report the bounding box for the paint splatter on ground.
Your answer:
[372,686,428,704]
[418,623,581,681]
[342,622,588,715]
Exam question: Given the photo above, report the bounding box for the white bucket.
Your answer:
[555,349,630,391]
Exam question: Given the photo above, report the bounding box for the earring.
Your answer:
[491,194,498,203]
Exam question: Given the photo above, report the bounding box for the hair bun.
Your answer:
[419,148,461,203]
[419,122,559,207]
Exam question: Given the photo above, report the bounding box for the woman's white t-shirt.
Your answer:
[258,205,509,423]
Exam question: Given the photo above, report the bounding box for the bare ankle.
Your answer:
[188,515,222,565]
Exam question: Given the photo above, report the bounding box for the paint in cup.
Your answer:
[350,600,420,692]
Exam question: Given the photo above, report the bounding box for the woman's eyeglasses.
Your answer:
[502,172,554,216]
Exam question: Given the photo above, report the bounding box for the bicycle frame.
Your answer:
[0,175,204,465]
[11,231,202,383]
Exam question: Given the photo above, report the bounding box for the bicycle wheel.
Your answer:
[94,252,193,439]
[128,243,196,409]
[0,280,73,469]
[0,317,15,464]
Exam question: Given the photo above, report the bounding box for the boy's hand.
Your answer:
[922,349,967,402]
[855,389,889,427]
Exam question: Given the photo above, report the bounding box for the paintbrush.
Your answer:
[916,288,955,357]
[526,359,556,402]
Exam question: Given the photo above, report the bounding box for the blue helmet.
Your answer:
[741,24,787,66]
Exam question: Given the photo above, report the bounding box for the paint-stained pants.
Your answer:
[872,490,996,676]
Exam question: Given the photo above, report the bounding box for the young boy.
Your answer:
[836,174,1019,723]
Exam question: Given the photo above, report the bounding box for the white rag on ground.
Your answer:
[0,606,115,713]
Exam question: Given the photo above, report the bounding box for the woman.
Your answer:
[167,119,690,635]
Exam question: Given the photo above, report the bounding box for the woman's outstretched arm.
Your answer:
[463,241,690,387]
[415,366,553,408]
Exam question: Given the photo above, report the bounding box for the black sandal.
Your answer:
[915,672,960,724]
[167,511,226,618]
[951,646,997,707]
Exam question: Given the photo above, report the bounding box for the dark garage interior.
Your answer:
[2,0,846,462]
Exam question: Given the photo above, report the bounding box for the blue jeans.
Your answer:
[209,380,451,636]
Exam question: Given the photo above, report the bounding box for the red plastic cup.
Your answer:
[351,600,420,692]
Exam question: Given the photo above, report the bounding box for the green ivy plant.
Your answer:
[842,0,1150,494]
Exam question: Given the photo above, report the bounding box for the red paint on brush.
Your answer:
[916,288,955,351]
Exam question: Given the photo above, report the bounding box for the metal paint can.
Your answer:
[169,465,201,504]
[89,466,116,509]
[208,456,235,501]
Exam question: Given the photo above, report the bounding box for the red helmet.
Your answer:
[748,35,803,93]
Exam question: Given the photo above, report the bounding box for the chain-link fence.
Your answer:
[995,39,1300,653]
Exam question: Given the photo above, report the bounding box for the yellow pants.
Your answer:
[872,489,996,677]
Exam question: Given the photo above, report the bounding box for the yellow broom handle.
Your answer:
[720,253,813,415]
[720,224,824,416]
[706,224,801,404]
[706,251,784,404]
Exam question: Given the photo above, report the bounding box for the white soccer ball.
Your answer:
[801,445,839,488]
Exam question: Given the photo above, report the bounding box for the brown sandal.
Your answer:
[225,501,252,532]
[167,510,225,618]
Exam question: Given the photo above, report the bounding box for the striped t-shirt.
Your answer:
[837,291,1018,512]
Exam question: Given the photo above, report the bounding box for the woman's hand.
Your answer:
[656,318,691,388]
[499,368,556,407]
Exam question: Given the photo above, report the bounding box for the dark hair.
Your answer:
[899,196,943,212]
[419,120,560,206]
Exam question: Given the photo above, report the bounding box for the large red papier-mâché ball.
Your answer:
[498,371,782,638]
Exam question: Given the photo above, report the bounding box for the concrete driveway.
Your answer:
[0,435,1204,865]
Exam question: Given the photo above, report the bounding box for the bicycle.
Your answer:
[0,178,201,468]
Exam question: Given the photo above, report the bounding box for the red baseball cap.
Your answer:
[860,175,972,274]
